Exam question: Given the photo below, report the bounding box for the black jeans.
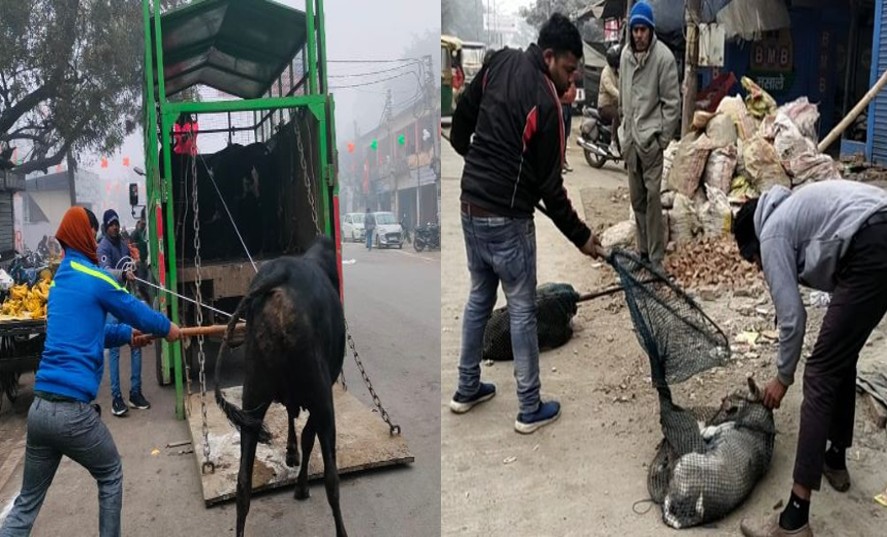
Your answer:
[794,219,887,490]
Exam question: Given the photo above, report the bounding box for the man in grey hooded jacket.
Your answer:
[618,2,680,268]
[733,179,887,537]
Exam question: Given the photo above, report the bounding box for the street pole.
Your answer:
[681,0,702,136]
[424,54,440,225]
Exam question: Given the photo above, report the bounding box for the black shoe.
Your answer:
[112,396,128,416]
[129,391,151,410]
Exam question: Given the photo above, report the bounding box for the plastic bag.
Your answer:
[669,193,703,244]
[698,185,733,237]
[717,95,757,140]
[786,153,840,186]
[0,269,13,291]
[602,220,637,250]
[758,114,777,140]
[777,97,819,141]
[743,136,790,191]
[729,175,758,201]
[705,113,738,147]
[742,76,778,119]
[661,140,681,188]
[668,133,715,197]
[704,145,738,194]
[693,111,716,131]
[773,113,816,163]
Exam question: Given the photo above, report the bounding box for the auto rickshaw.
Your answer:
[441,35,464,117]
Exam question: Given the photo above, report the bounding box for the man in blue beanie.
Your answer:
[98,208,150,416]
[619,1,680,271]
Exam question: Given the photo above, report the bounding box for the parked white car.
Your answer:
[370,211,404,249]
[342,212,366,242]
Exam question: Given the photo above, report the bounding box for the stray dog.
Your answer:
[215,236,348,537]
[657,377,776,529]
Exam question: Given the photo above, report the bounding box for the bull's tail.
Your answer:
[213,266,290,444]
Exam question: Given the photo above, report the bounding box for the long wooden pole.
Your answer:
[818,68,887,152]
[681,0,702,136]
[179,323,245,338]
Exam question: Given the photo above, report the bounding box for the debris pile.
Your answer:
[663,235,764,292]
[603,76,841,258]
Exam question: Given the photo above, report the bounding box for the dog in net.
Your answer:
[607,248,775,529]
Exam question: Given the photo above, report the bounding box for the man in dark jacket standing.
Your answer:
[448,13,602,434]
[619,2,680,270]
[98,209,149,416]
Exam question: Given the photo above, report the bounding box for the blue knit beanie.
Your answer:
[629,2,655,30]
[103,209,119,228]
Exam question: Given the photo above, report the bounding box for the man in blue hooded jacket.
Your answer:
[733,179,887,537]
[0,206,180,537]
[98,209,148,416]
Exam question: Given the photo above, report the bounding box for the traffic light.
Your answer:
[370,139,378,151]
[347,142,355,153]
[397,134,406,146]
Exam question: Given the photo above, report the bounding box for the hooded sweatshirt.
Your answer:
[754,180,887,386]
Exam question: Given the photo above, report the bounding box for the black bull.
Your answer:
[214,236,348,537]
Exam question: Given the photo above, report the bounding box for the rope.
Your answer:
[194,152,258,274]
[632,498,656,515]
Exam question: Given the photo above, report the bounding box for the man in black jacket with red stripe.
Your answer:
[448,13,602,434]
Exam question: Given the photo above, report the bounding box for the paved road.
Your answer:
[0,242,440,536]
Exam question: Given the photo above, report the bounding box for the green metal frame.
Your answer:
[141,0,337,419]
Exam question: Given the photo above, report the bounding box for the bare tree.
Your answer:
[0,0,142,175]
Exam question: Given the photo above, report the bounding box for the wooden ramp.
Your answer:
[186,384,413,506]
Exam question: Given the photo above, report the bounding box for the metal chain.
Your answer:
[294,114,399,436]
[345,319,399,436]
[191,155,214,474]
[295,115,321,236]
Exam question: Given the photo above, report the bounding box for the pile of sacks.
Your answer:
[602,77,841,250]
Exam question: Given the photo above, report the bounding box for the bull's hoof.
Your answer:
[294,486,310,501]
[285,450,300,468]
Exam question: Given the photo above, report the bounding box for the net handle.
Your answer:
[576,277,660,303]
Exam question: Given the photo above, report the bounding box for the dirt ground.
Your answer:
[440,135,887,536]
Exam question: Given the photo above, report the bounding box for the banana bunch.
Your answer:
[1,279,51,319]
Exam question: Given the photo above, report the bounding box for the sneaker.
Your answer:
[111,396,128,417]
[515,401,561,434]
[564,161,573,172]
[129,391,151,410]
[449,382,496,414]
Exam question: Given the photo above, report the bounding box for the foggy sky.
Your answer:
[86,0,440,184]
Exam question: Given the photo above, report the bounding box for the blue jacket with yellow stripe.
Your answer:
[34,249,171,403]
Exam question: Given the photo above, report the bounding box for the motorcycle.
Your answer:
[413,222,440,252]
[576,107,623,169]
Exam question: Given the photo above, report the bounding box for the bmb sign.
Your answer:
[750,29,793,73]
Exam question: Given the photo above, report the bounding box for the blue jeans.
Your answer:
[0,398,123,537]
[365,228,374,250]
[458,213,540,415]
[107,314,141,399]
